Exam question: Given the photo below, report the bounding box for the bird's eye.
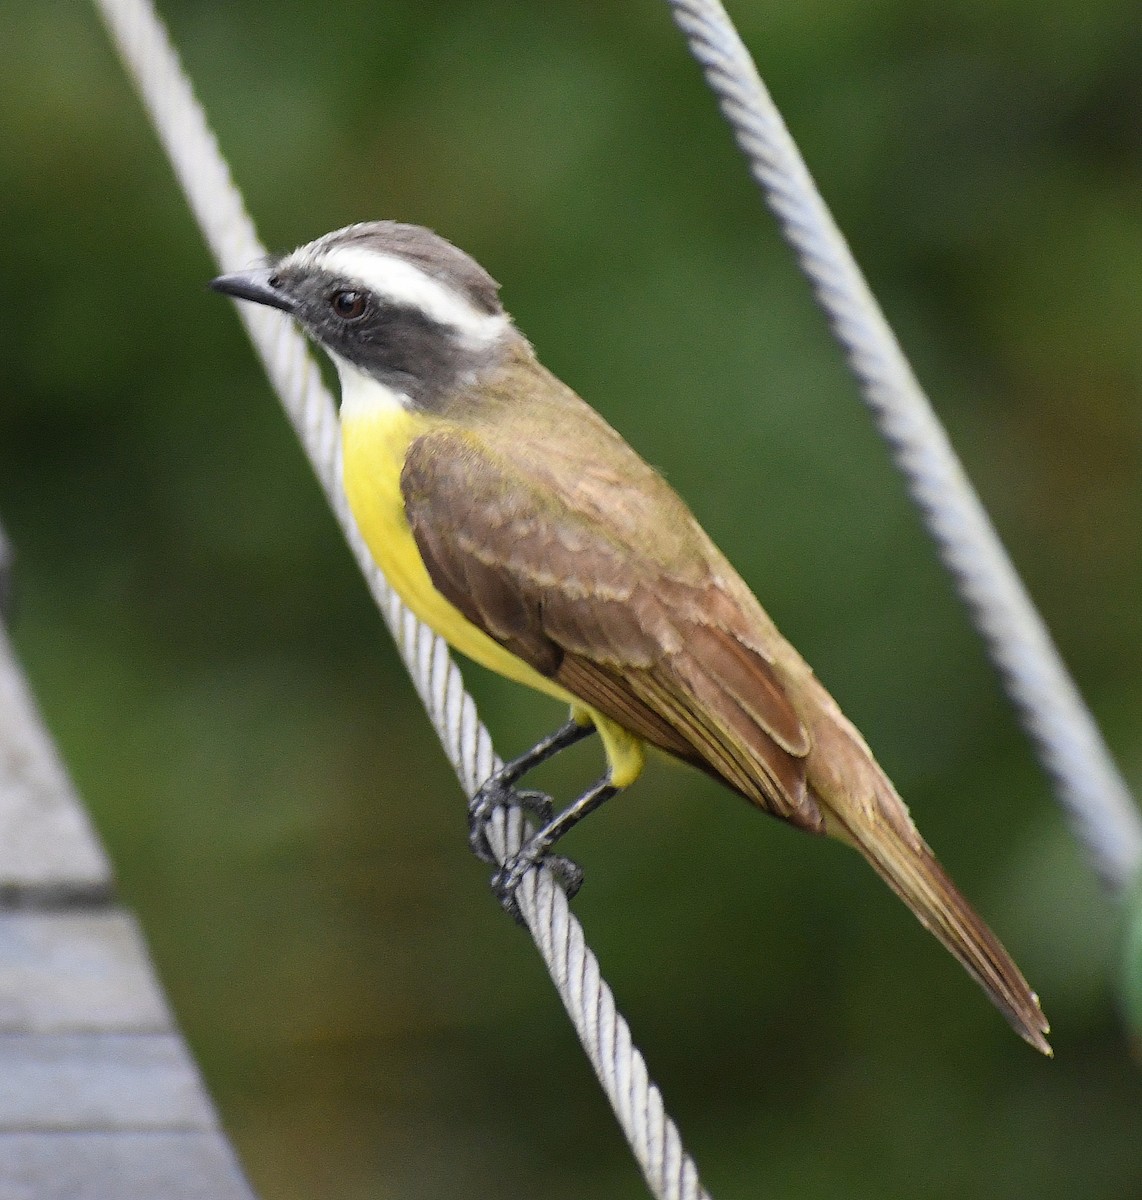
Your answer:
[330,289,367,320]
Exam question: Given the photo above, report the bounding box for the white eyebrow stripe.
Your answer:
[310,245,508,344]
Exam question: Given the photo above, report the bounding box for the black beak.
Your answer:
[209,267,295,314]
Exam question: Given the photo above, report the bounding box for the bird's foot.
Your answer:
[467,722,608,922]
[467,779,553,865]
[491,842,584,925]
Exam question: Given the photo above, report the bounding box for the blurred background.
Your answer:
[2,0,1141,1196]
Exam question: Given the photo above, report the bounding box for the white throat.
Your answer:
[332,354,413,419]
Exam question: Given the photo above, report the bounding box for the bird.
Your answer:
[211,220,1051,1054]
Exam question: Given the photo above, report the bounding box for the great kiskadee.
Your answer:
[211,221,1050,1054]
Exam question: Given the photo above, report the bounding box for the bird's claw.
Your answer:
[467,782,554,864]
[468,779,585,921]
[491,847,584,924]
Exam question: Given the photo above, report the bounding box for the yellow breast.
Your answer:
[340,401,577,704]
[339,388,647,788]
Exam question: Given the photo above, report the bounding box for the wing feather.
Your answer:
[401,426,820,830]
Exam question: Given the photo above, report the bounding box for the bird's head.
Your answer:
[211,222,516,409]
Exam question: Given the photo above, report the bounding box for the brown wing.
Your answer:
[402,421,1052,1050]
[400,426,822,832]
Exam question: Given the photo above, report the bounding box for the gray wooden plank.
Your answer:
[0,1132,257,1200]
[0,912,170,1034]
[0,539,259,1194]
[0,626,112,896]
[0,1034,216,1131]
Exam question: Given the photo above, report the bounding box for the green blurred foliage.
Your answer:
[2,0,1142,1196]
[1124,878,1142,1053]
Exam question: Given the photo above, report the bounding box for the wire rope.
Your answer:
[92,1,712,1196]
[666,0,1142,891]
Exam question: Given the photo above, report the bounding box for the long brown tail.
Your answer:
[835,805,1051,1055]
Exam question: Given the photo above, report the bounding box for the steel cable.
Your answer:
[666,0,1142,891]
[92,0,711,1196]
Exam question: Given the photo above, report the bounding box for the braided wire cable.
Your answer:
[92,0,710,1197]
[666,0,1142,892]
